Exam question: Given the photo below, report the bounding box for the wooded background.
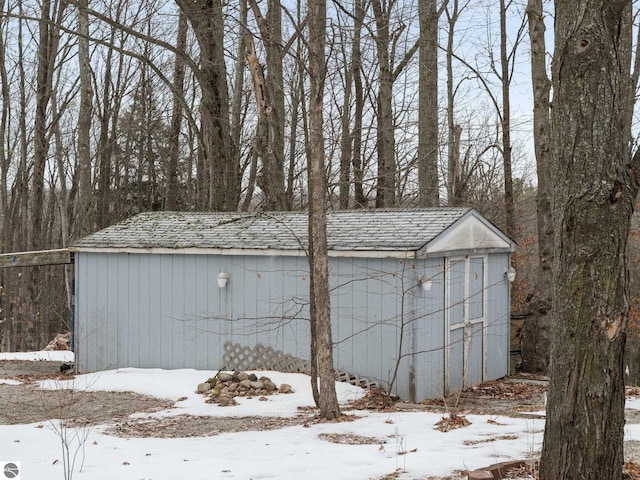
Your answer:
[0,0,638,373]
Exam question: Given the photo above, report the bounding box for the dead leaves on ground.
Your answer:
[346,388,397,411]
[107,414,307,438]
[435,413,471,432]
[108,412,358,438]
[461,380,546,402]
[318,432,385,445]
[624,461,640,479]
[463,434,518,446]
[486,418,506,426]
[501,461,538,479]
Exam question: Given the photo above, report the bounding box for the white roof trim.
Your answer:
[69,246,418,259]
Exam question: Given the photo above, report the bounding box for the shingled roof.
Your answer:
[71,208,508,254]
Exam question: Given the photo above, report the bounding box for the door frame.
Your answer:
[444,254,488,395]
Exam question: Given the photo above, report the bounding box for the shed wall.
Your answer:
[74,250,510,400]
[411,258,447,400]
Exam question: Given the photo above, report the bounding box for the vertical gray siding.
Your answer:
[75,249,511,400]
[411,258,446,400]
[485,252,510,381]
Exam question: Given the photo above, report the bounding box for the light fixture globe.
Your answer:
[217,272,230,288]
[419,275,433,291]
[505,266,516,283]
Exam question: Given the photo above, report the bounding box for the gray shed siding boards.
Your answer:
[76,253,311,372]
[72,208,514,400]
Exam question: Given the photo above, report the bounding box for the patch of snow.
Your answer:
[0,350,74,362]
[40,368,365,418]
[0,353,570,479]
[0,379,21,385]
[626,397,640,410]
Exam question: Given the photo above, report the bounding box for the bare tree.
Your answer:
[521,0,552,373]
[284,0,309,210]
[444,0,466,205]
[32,0,66,250]
[370,0,394,208]
[176,0,239,211]
[0,0,12,351]
[336,10,355,209]
[247,0,287,210]
[308,0,340,420]
[233,0,251,211]
[351,0,367,208]
[166,10,188,211]
[498,0,516,239]
[371,0,419,208]
[73,0,94,239]
[418,0,444,207]
[93,2,143,227]
[0,0,10,224]
[25,0,67,349]
[539,2,639,478]
[5,7,31,350]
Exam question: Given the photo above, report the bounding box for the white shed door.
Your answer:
[445,255,486,395]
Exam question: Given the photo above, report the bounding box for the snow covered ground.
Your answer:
[0,351,627,479]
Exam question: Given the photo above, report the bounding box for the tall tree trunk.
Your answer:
[166,10,188,211]
[97,26,114,228]
[451,124,462,204]
[0,0,9,224]
[521,0,552,373]
[74,0,94,239]
[539,2,638,479]
[285,68,299,210]
[28,0,64,350]
[418,0,440,207]
[231,0,248,209]
[0,0,10,351]
[6,9,30,351]
[499,0,515,240]
[445,1,458,206]
[351,0,366,208]
[338,26,354,210]
[52,94,73,313]
[95,16,129,227]
[176,0,239,211]
[32,0,60,250]
[372,0,396,208]
[285,1,307,210]
[308,0,340,420]
[136,63,148,214]
[248,0,286,210]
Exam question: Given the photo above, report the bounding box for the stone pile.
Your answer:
[197,371,293,407]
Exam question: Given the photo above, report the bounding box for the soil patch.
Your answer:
[0,359,67,377]
[0,383,172,425]
[420,378,548,416]
[107,414,310,438]
[0,360,325,437]
[0,360,172,426]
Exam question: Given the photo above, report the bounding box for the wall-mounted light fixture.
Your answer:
[419,275,433,291]
[505,266,516,283]
[217,272,230,288]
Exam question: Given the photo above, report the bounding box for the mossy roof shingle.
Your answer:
[72,208,475,252]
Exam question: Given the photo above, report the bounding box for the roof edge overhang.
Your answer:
[416,247,513,259]
[69,246,418,259]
